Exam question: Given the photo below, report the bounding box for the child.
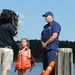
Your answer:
[15,38,31,75]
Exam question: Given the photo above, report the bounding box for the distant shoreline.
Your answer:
[13,58,43,62]
[13,58,75,63]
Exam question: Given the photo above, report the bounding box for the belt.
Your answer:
[0,46,11,49]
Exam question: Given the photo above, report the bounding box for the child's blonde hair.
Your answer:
[21,38,30,47]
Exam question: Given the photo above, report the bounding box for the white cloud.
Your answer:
[18,20,24,25]
[16,12,25,25]
[16,13,25,19]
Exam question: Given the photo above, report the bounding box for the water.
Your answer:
[0,62,43,75]
[73,64,75,74]
[0,62,75,75]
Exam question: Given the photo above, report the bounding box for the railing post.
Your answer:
[55,48,73,75]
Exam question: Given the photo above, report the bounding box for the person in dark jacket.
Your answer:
[0,9,19,75]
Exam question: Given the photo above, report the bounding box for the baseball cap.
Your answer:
[42,11,53,17]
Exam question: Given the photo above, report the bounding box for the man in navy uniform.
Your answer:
[40,11,61,75]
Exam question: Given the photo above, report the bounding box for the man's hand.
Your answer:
[42,42,47,48]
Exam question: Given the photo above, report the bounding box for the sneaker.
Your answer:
[40,70,45,75]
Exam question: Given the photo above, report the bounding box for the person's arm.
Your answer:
[41,35,45,48]
[42,32,58,48]
[46,32,58,45]
[46,23,61,45]
[41,35,43,43]
[25,49,31,58]
[18,49,23,55]
[14,33,18,37]
[9,23,18,37]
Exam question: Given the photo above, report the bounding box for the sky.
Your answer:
[0,0,75,42]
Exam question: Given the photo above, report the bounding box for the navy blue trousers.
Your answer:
[43,49,56,75]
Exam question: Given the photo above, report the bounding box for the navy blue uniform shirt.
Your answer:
[0,23,18,46]
[41,20,61,50]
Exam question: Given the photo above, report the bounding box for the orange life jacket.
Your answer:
[15,53,31,70]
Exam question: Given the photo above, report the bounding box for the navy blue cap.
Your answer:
[42,11,53,17]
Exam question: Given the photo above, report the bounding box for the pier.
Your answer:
[55,48,73,75]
